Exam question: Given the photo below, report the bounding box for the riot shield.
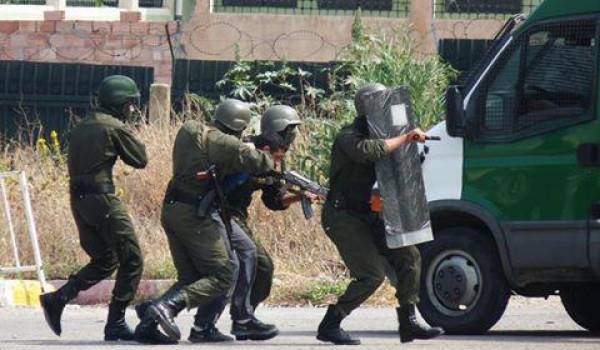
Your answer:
[362,87,433,248]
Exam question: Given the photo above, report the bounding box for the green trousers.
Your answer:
[70,194,143,306]
[321,203,421,316]
[235,218,275,309]
[161,201,235,308]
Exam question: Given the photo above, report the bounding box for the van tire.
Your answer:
[417,226,510,334]
[560,285,600,332]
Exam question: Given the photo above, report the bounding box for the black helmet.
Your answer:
[354,83,386,116]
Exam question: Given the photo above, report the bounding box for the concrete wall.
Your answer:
[179,0,505,62]
[0,0,508,84]
[0,19,177,84]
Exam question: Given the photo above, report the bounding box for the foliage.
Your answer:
[36,130,64,166]
[213,17,456,182]
[300,280,350,305]
[338,13,458,130]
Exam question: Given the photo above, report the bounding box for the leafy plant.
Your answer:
[337,12,457,130]
[214,14,456,183]
[300,280,349,305]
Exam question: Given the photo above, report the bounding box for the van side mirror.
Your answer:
[445,86,466,137]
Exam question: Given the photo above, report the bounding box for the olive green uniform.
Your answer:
[68,111,147,307]
[322,119,421,317]
[162,120,275,308]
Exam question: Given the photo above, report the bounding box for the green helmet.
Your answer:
[260,105,301,148]
[354,83,386,116]
[96,75,141,119]
[261,105,301,133]
[214,99,252,132]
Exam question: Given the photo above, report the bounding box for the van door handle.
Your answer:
[577,144,600,167]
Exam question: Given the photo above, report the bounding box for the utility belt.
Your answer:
[70,183,115,197]
[165,186,216,219]
[328,193,371,214]
[165,187,203,206]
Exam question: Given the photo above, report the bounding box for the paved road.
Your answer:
[0,297,598,350]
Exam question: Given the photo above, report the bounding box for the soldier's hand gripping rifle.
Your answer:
[196,165,233,242]
[279,171,329,220]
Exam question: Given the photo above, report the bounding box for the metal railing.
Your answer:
[214,0,411,17]
[434,0,543,19]
[0,171,47,291]
[138,0,163,8]
[1,0,164,8]
[66,0,117,7]
[0,0,46,4]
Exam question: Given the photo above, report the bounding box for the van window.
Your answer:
[479,20,597,140]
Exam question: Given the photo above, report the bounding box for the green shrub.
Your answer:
[206,14,457,184]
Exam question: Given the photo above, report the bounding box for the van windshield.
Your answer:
[461,14,526,90]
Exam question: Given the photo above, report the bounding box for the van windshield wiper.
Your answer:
[461,14,526,89]
[493,13,527,42]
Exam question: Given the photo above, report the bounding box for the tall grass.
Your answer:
[0,116,364,304]
[0,15,456,305]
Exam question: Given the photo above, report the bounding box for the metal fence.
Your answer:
[66,0,117,7]
[438,38,492,84]
[139,0,163,8]
[434,0,543,19]
[1,0,163,6]
[0,0,46,4]
[0,61,153,140]
[214,0,410,17]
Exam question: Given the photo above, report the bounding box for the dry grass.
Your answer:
[0,117,396,306]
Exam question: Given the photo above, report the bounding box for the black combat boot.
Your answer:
[189,325,234,343]
[231,317,279,341]
[316,305,360,345]
[39,279,81,336]
[397,304,444,343]
[144,287,187,341]
[133,301,178,345]
[104,302,135,341]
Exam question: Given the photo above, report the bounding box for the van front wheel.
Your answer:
[417,227,510,334]
[561,284,600,332]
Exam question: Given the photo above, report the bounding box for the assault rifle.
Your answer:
[279,171,328,220]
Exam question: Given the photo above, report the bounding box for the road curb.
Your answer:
[0,280,55,307]
[0,280,173,307]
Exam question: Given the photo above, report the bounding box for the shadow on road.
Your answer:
[6,330,598,347]
[277,330,598,344]
[440,330,598,344]
[4,340,133,347]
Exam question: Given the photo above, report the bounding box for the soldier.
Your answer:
[191,105,309,343]
[317,84,445,345]
[39,75,147,341]
[134,99,277,344]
